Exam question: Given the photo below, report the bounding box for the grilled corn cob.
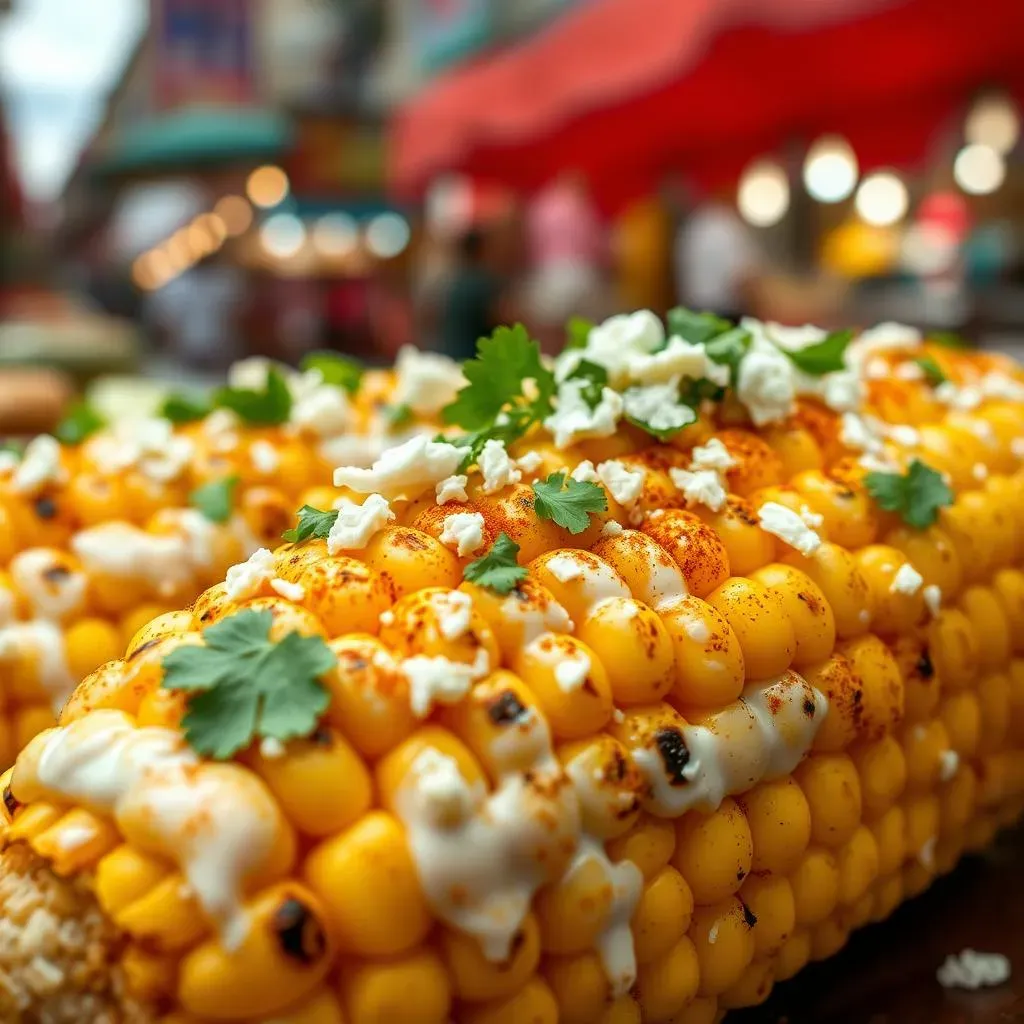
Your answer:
[0,350,462,768]
[2,313,1024,1024]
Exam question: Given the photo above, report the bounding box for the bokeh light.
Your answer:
[365,212,411,258]
[260,213,306,258]
[214,195,254,236]
[953,143,1006,196]
[965,93,1020,155]
[737,160,790,227]
[803,135,859,203]
[246,166,290,209]
[855,171,908,226]
[313,213,359,257]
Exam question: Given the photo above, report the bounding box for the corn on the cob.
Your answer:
[2,313,1024,1024]
[0,350,462,769]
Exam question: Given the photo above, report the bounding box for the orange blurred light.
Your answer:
[246,166,289,209]
[215,195,253,236]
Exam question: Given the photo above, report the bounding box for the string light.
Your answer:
[737,160,790,227]
[855,172,908,227]
[803,136,859,203]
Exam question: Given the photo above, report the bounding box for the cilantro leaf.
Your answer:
[442,324,555,431]
[668,307,733,345]
[677,378,726,407]
[914,355,947,387]
[532,472,608,534]
[161,391,214,423]
[566,315,595,350]
[566,359,608,410]
[54,402,105,445]
[162,608,336,759]
[385,403,414,428]
[704,327,752,385]
[0,440,22,457]
[215,367,292,425]
[463,532,527,595]
[864,458,953,529]
[189,475,239,523]
[929,331,970,350]
[301,351,364,396]
[782,330,852,376]
[282,504,339,543]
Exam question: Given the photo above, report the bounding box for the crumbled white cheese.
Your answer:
[980,372,1024,403]
[571,460,600,483]
[228,357,275,390]
[431,591,474,641]
[401,649,490,717]
[601,520,624,537]
[0,449,18,475]
[291,379,351,438]
[886,424,920,447]
[11,436,64,494]
[846,322,922,368]
[394,346,466,415]
[478,439,522,494]
[270,577,305,602]
[203,409,241,452]
[689,438,736,472]
[799,505,825,529]
[598,460,645,508]
[840,413,882,453]
[895,361,925,381]
[625,336,709,386]
[546,554,584,583]
[621,379,697,435]
[555,651,591,693]
[923,585,942,616]
[327,494,395,553]
[736,338,796,426]
[890,562,924,596]
[935,381,982,411]
[225,548,277,601]
[9,550,88,621]
[937,949,1011,990]
[973,462,988,482]
[859,452,901,474]
[435,474,469,504]
[259,737,286,759]
[250,440,280,474]
[918,835,937,868]
[564,309,665,386]
[758,501,822,556]
[409,748,479,826]
[545,378,624,449]
[939,749,959,782]
[515,451,544,475]
[670,468,728,513]
[439,513,486,557]
[88,418,194,483]
[334,435,467,500]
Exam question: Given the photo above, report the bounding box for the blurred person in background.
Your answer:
[437,227,503,361]
[675,188,762,320]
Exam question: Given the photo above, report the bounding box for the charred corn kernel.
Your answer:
[691,499,776,577]
[634,935,700,1021]
[363,526,462,598]
[178,882,333,1019]
[804,653,860,753]
[688,898,756,996]
[607,816,676,880]
[739,874,794,957]
[927,608,978,691]
[978,672,1012,750]
[461,977,559,1024]
[869,805,907,877]
[340,949,451,1024]
[836,635,903,742]
[850,736,907,818]
[749,564,835,668]
[835,825,879,905]
[631,866,694,965]
[660,596,746,708]
[557,735,643,840]
[63,617,124,681]
[672,798,753,905]
[705,577,794,681]
[735,778,811,875]
[304,811,433,957]
[295,557,392,637]
[782,543,871,640]
[440,913,539,1002]
[795,755,862,848]
[642,510,731,598]
[250,726,373,837]
[774,930,811,982]
[890,635,940,725]
[718,958,774,1010]
[901,719,951,793]
[31,807,120,876]
[574,599,675,706]
[789,847,840,926]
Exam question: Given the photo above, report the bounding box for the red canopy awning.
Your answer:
[392,0,1024,212]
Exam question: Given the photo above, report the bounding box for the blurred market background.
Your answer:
[2,0,1024,434]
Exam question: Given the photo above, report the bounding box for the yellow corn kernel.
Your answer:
[789,847,840,926]
[363,526,462,599]
[63,617,123,682]
[339,948,452,1024]
[774,930,811,981]
[304,811,433,957]
[717,429,783,497]
[835,825,880,906]
[790,469,878,549]
[884,523,962,600]
[121,946,178,1005]
[4,801,62,842]
[543,951,614,1024]
[631,866,694,965]
[837,634,904,742]
[850,735,906,819]
[297,557,392,637]
[642,510,732,598]
[960,585,1011,672]
[993,569,1024,651]
[939,499,994,585]
[634,935,700,1021]
[978,672,1011,751]
[903,794,940,869]
[94,844,171,917]
[461,977,559,1024]
[690,498,776,577]
[606,816,676,880]
[889,635,940,725]
[672,798,753,905]
[535,855,621,956]
[781,543,871,640]
[939,763,977,834]
[439,913,539,1002]
[1010,660,1024,743]
[14,706,62,755]
[749,564,835,668]
[736,777,811,875]
[939,690,981,758]
[666,995,718,1024]
[122,605,184,653]
[136,688,187,730]
[249,725,373,837]
[718,958,775,1010]
[739,874,794,958]
[574,598,675,706]
[114,874,208,952]
[901,719,951,793]
[794,754,862,848]
[178,882,334,1020]
[598,996,642,1024]
[870,874,904,923]
[31,807,120,876]
[688,897,756,996]
[659,596,746,708]
[805,653,861,753]
[270,988,346,1024]
[705,577,795,681]
[557,735,643,840]
[869,805,906,878]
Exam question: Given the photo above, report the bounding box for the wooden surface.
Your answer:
[737,826,1024,1024]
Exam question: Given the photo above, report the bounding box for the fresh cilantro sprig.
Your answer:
[214,368,293,426]
[282,504,338,543]
[565,359,608,410]
[864,458,953,529]
[668,307,733,345]
[532,472,608,534]
[566,315,595,350]
[463,532,527,595]
[703,327,752,386]
[189,475,239,523]
[929,331,970,350]
[385,403,414,428]
[54,402,105,445]
[914,355,947,387]
[301,351,364,396]
[782,330,852,376]
[161,391,214,423]
[625,406,698,442]
[162,608,336,759]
